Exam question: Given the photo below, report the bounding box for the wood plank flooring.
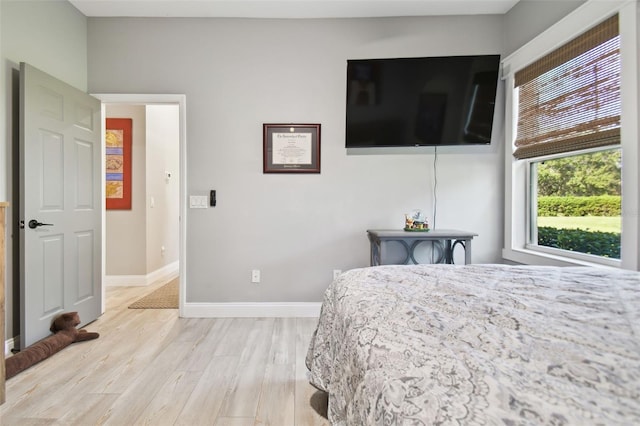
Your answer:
[0,281,329,425]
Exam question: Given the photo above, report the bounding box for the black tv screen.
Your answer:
[345,55,501,148]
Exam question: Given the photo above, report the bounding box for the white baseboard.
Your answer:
[5,335,17,357]
[182,302,322,318]
[6,301,320,353]
[105,275,147,286]
[106,261,179,286]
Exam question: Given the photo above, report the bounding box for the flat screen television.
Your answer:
[345,55,501,148]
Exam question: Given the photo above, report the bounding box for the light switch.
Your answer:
[189,195,208,209]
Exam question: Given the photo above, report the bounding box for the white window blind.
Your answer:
[513,14,620,160]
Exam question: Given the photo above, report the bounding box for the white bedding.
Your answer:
[305,264,640,425]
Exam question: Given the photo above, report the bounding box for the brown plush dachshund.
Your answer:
[5,312,99,379]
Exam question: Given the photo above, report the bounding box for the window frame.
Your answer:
[502,0,640,270]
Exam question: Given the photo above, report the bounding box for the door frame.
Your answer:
[93,94,187,316]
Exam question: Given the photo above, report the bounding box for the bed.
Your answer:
[305,264,640,425]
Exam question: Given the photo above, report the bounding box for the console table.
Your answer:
[367,229,477,266]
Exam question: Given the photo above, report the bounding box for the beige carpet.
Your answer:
[128,278,179,309]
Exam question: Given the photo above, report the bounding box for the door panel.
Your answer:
[20,62,102,348]
[76,231,95,301]
[42,236,64,314]
[41,130,65,208]
[76,140,95,208]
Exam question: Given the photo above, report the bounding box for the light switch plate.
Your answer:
[189,195,208,208]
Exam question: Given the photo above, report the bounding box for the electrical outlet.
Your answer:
[251,269,261,283]
[333,269,342,280]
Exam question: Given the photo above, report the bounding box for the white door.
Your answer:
[19,63,102,349]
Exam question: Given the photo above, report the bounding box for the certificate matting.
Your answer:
[263,123,321,173]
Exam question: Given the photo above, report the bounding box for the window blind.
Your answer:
[513,14,620,160]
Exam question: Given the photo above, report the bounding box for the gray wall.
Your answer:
[503,0,586,55]
[105,104,180,278]
[145,105,180,274]
[88,16,508,303]
[0,0,588,340]
[105,104,147,275]
[1,0,87,341]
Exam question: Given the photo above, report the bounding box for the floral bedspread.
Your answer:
[305,264,640,425]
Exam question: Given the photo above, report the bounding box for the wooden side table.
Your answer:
[367,229,477,266]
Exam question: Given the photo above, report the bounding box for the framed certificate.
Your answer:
[263,123,321,173]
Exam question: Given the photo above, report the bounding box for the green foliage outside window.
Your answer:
[537,195,620,217]
[535,150,621,258]
[537,227,620,259]
[537,151,621,197]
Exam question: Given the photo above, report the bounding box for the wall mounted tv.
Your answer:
[345,54,501,148]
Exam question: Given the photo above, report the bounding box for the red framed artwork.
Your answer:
[105,118,132,210]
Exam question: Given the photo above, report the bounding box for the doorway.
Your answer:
[94,94,187,315]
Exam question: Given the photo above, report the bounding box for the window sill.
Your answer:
[502,246,621,269]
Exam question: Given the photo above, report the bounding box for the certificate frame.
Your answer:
[263,123,321,173]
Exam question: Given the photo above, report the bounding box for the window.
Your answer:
[502,1,639,269]
[529,148,621,263]
[516,15,621,263]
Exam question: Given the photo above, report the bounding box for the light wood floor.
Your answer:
[0,281,329,425]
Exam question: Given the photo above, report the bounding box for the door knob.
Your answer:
[28,219,53,229]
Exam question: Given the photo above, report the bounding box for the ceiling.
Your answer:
[68,0,521,19]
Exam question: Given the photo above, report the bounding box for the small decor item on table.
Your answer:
[404,209,430,231]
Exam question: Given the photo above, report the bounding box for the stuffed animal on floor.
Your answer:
[5,312,99,379]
